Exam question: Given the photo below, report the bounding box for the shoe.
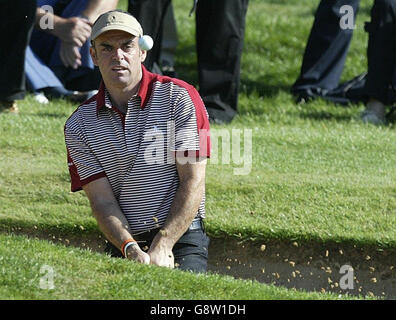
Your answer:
[294,92,316,104]
[205,105,235,124]
[66,90,98,103]
[208,114,225,124]
[33,92,49,104]
[0,100,19,113]
[292,88,328,104]
[206,108,225,124]
[361,100,386,125]
[361,109,386,125]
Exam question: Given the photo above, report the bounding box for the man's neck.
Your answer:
[106,82,141,114]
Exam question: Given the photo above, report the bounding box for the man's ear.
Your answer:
[140,49,147,63]
[90,46,98,66]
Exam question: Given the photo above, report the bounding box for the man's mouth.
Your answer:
[112,66,128,71]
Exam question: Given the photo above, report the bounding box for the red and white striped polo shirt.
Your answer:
[64,65,211,233]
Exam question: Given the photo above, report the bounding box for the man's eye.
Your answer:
[103,47,112,52]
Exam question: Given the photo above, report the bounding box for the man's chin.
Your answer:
[107,76,131,87]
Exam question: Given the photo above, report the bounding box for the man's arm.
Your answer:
[148,156,207,268]
[83,177,150,264]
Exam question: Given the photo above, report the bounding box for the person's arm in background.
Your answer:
[61,0,119,68]
[82,0,119,24]
[35,7,91,46]
[35,0,119,43]
[35,0,118,68]
[148,157,207,268]
[83,176,150,264]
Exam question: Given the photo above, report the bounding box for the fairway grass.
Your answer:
[0,0,395,300]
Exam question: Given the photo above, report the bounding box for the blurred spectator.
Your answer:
[159,3,178,77]
[361,0,396,124]
[0,0,36,113]
[27,0,118,102]
[293,0,396,125]
[292,0,360,103]
[128,0,249,123]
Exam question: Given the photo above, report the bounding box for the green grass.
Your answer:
[0,233,351,300]
[0,0,394,299]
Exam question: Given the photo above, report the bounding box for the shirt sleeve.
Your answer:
[172,85,211,158]
[64,124,106,192]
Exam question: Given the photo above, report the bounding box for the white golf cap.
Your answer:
[91,10,143,40]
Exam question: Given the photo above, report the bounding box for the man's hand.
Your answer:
[125,244,151,264]
[146,157,207,269]
[59,42,82,69]
[54,16,92,47]
[148,239,175,268]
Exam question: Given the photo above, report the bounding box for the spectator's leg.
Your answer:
[364,0,396,105]
[25,46,67,93]
[25,46,74,104]
[160,3,178,77]
[362,0,396,124]
[128,0,171,72]
[196,0,249,123]
[0,0,36,112]
[292,0,360,101]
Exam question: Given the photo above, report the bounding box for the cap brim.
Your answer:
[92,24,141,40]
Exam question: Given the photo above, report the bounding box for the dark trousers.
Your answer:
[0,0,36,101]
[105,224,210,273]
[128,0,249,123]
[128,0,171,72]
[292,0,360,95]
[364,0,396,105]
[196,0,249,123]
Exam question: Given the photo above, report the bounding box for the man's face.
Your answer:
[90,30,147,90]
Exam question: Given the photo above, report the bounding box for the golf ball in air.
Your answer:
[138,35,153,51]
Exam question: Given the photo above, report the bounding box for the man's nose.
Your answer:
[112,47,124,60]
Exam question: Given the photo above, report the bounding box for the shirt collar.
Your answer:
[96,65,155,114]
